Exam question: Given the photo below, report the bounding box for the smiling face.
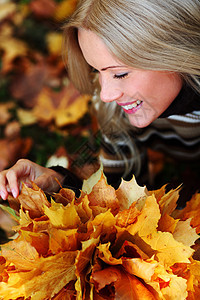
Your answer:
[78,29,183,128]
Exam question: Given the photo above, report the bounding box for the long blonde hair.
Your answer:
[63,0,200,176]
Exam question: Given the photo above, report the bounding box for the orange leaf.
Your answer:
[1,239,39,271]
[91,266,156,299]
[116,202,140,227]
[13,183,50,218]
[158,213,179,234]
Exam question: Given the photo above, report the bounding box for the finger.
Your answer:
[0,170,9,200]
[5,169,20,199]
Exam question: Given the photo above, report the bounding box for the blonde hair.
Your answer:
[63,0,200,176]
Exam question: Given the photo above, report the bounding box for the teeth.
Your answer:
[121,100,142,110]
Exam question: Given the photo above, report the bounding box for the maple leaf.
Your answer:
[8,182,50,219]
[116,175,148,211]
[173,218,199,247]
[1,238,39,271]
[87,173,120,216]
[157,186,181,216]
[46,32,63,55]
[30,0,56,19]
[116,202,141,228]
[157,213,179,234]
[173,193,200,234]
[44,200,81,229]
[91,266,156,299]
[0,37,28,73]
[0,251,77,300]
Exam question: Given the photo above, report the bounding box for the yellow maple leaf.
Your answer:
[144,231,194,266]
[158,186,181,216]
[158,213,179,234]
[0,37,27,73]
[127,194,161,237]
[46,32,63,55]
[1,239,39,271]
[0,251,77,300]
[55,94,90,127]
[44,200,81,228]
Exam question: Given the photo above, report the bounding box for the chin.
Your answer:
[128,116,154,128]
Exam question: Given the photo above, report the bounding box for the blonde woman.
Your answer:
[0,0,200,204]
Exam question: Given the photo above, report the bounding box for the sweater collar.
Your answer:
[159,84,200,118]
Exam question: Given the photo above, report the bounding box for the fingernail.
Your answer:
[0,191,7,200]
[12,189,18,198]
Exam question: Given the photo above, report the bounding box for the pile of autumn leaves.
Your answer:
[0,169,200,299]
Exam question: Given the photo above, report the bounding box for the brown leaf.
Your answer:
[0,137,32,171]
[0,102,15,125]
[10,62,47,108]
[88,173,120,216]
[4,121,21,139]
[9,183,50,218]
[1,239,39,271]
[30,0,56,18]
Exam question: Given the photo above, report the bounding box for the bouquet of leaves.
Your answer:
[0,168,200,299]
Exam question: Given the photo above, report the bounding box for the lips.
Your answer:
[118,100,143,114]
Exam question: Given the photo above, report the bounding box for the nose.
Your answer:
[100,77,123,103]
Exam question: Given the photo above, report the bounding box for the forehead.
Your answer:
[78,28,122,69]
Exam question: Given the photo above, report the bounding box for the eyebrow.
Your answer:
[101,66,126,71]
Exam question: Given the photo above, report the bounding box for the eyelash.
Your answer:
[91,68,128,79]
[113,73,128,79]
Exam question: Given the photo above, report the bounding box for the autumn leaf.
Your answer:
[46,32,63,56]
[91,266,156,299]
[0,251,77,300]
[44,200,81,228]
[174,193,200,234]
[0,37,28,73]
[54,0,78,21]
[157,213,179,234]
[30,0,56,19]
[8,182,50,219]
[1,239,39,271]
[87,173,120,216]
[116,175,148,211]
[0,3,16,22]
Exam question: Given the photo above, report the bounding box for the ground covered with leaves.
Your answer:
[0,0,100,172]
[0,168,200,299]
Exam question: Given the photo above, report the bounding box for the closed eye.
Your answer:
[114,72,128,79]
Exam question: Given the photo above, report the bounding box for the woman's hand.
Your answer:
[0,159,64,200]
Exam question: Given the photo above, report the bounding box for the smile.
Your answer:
[119,100,143,114]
